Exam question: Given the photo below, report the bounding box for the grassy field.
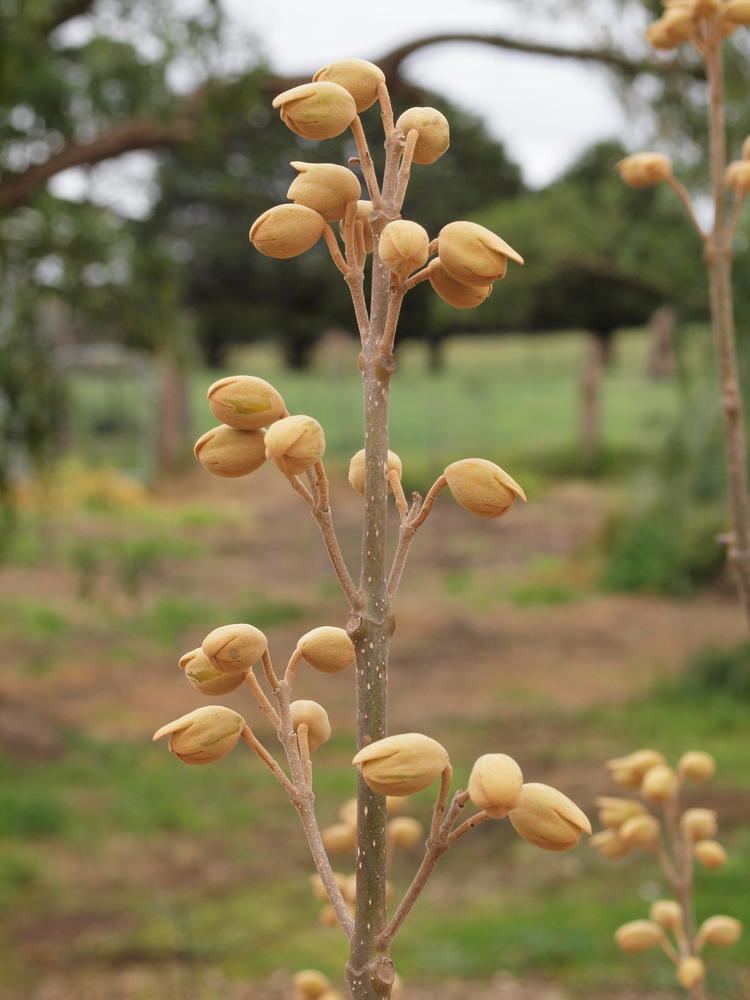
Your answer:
[2,329,748,999]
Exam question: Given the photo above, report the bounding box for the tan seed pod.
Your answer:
[339,798,358,829]
[194,425,266,479]
[296,626,355,674]
[696,915,743,950]
[646,18,681,49]
[322,823,357,853]
[509,783,592,852]
[387,795,408,815]
[694,839,727,869]
[341,873,357,904]
[590,829,632,860]
[429,260,492,309]
[387,816,425,848]
[725,0,750,24]
[692,0,721,14]
[619,813,661,847]
[207,375,286,431]
[726,160,750,194]
[662,6,698,40]
[615,919,664,952]
[677,957,706,990]
[339,200,374,254]
[290,700,331,752]
[650,899,684,931]
[444,457,526,519]
[606,749,666,787]
[313,59,386,113]
[265,414,325,477]
[682,808,718,841]
[287,162,361,222]
[319,903,338,927]
[202,623,268,675]
[179,648,247,696]
[438,221,524,287]
[352,733,450,797]
[348,449,403,496]
[678,750,716,783]
[250,203,327,259]
[378,220,429,278]
[152,706,245,765]
[293,969,332,999]
[309,871,347,902]
[272,81,357,140]
[616,152,673,188]
[395,107,450,164]
[468,753,524,819]
[596,796,646,829]
[641,764,679,801]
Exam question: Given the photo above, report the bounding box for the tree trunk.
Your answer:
[646,305,677,380]
[580,330,606,465]
[156,347,190,475]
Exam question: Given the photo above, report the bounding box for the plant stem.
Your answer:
[704,37,750,633]
[345,124,402,1000]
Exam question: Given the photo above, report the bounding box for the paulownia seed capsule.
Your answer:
[444,458,526,519]
[348,448,403,496]
[615,919,664,952]
[681,808,718,841]
[179,647,247,696]
[339,200,374,254]
[678,750,716,783]
[650,900,683,931]
[468,753,523,819]
[641,764,678,801]
[395,107,450,164]
[152,706,245,765]
[313,59,385,113]
[194,425,266,478]
[387,816,425,848]
[292,968,331,999]
[290,700,332,751]
[378,220,429,278]
[616,152,673,188]
[429,260,492,309]
[202,623,268,675]
[438,220,523,287]
[352,733,449,796]
[677,957,706,990]
[509,783,591,852]
[250,204,327,259]
[296,626,355,674]
[207,375,286,431]
[696,915,743,950]
[272,82,356,140]
[287,162,361,222]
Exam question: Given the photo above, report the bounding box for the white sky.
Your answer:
[52,0,641,213]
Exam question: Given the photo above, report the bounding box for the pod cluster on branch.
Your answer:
[593,747,743,994]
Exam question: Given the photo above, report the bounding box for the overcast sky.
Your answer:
[53,0,645,214]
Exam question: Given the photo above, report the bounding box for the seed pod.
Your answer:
[287,162,361,222]
[596,796,646,829]
[646,18,680,49]
[429,260,492,309]
[313,59,386,113]
[194,426,266,479]
[650,900,683,931]
[696,915,743,950]
[322,823,357,853]
[468,753,524,819]
[265,414,325,476]
[348,449,403,496]
[606,749,667,787]
[152,706,245,765]
[339,798,358,828]
[272,81,357,140]
[682,808,718,841]
[509,783,591,852]
[662,6,698,40]
[378,220,429,278]
[207,375,286,431]
[340,873,357,904]
[202,623,268,675]
[352,733,450,797]
[319,904,338,927]
[296,626,355,674]
[290,700,331,752]
[615,920,664,952]
[694,839,727,869]
[387,816,425,848]
[693,0,721,14]
[309,871,347,901]
[725,0,750,24]
[619,814,661,848]
[179,648,247,696]
[641,764,679,801]
[677,957,706,990]
[726,160,750,194]
[616,152,673,188]
[339,200,374,254]
[444,458,526,519]
[590,829,632,860]
[678,750,716,783]
[395,107,450,164]
[387,795,408,815]
[293,969,332,999]
[438,221,524,287]
[250,204,327,259]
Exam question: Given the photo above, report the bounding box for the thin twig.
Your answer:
[395,129,418,211]
[447,810,491,845]
[388,475,447,597]
[308,461,361,608]
[666,175,706,240]
[284,647,303,687]
[261,649,281,693]
[350,115,382,208]
[388,469,409,522]
[241,725,296,797]
[378,282,406,357]
[244,670,280,728]
[377,81,395,138]
[405,258,439,290]
[297,722,313,787]
[412,474,447,530]
[286,473,314,508]
[430,764,453,841]
[323,225,348,274]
